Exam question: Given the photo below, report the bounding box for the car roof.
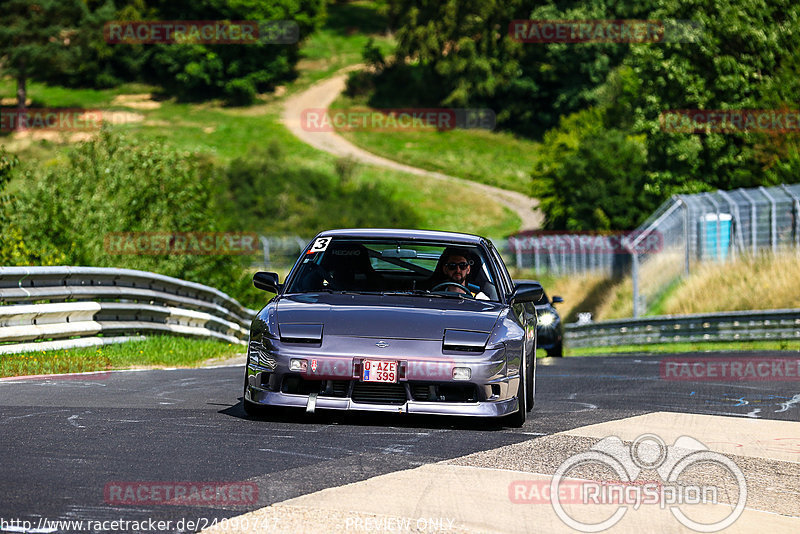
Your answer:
[314,228,487,246]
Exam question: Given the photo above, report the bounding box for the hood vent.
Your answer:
[442,329,489,352]
[279,323,323,344]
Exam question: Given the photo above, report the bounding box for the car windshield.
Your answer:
[285,238,501,301]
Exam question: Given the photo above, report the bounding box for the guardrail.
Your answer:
[565,308,800,348]
[0,267,257,354]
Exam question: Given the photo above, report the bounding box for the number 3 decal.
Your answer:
[307,237,331,254]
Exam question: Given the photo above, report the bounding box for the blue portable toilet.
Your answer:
[700,213,732,261]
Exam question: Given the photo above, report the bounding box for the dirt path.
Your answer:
[281,66,542,231]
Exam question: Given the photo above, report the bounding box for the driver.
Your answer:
[437,249,489,300]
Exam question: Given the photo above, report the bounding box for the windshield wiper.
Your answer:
[382,290,466,299]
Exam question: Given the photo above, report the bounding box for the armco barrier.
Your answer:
[565,308,800,348]
[0,267,257,354]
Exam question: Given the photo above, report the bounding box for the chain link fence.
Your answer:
[508,183,800,317]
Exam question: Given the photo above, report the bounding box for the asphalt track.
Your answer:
[0,352,798,533]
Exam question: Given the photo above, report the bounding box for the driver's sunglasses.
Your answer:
[445,262,470,270]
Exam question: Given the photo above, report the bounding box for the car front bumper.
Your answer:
[246,384,519,417]
[244,334,525,418]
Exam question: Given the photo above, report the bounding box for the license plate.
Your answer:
[361,360,398,383]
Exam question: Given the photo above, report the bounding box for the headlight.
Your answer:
[452,367,472,380]
[538,312,556,327]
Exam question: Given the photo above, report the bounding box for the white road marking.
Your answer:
[0,363,245,383]
[0,526,57,534]
[775,393,800,413]
[67,415,84,429]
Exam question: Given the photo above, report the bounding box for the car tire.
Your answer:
[526,351,535,411]
[242,372,269,417]
[548,342,563,358]
[505,352,527,427]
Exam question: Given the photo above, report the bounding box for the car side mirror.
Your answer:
[510,281,543,304]
[552,296,564,304]
[253,271,281,293]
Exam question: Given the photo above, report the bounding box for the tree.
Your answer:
[0,0,86,110]
[532,108,653,230]
[144,0,326,104]
[373,0,654,136]
[616,0,800,197]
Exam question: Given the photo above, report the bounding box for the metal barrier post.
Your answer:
[676,196,690,275]
[759,186,778,252]
[780,184,800,251]
[632,251,640,318]
[738,188,758,255]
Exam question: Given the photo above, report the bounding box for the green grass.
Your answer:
[0,78,157,108]
[293,1,395,92]
[645,276,684,316]
[3,90,520,236]
[0,336,243,377]
[0,0,521,239]
[330,93,541,195]
[568,339,800,357]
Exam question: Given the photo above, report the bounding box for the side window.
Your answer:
[487,243,513,297]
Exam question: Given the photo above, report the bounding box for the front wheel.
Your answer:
[243,372,269,417]
[243,398,270,417]
[526,351,535,411]
[505,354,527,427]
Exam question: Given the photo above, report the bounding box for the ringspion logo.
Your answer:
[547,434,746,532]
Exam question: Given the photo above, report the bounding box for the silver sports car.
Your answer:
[243,229,542,426]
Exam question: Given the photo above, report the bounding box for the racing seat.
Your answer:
[320,243,382,291]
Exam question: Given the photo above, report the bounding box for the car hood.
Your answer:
[275,293,503,340]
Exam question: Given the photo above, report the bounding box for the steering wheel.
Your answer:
[431,282,474,298]
[304,262,334,290]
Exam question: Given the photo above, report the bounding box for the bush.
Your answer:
[4,131,249,299]
[224,78,257,107]
[224,147,420,235]
[532,108,655,230]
